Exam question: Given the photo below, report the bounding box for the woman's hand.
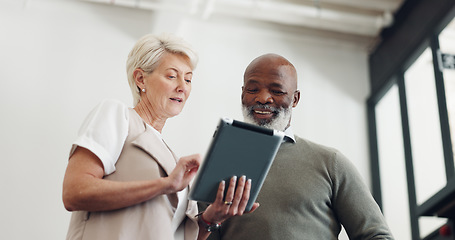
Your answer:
[163,154,202,194]
[202,175,260,224]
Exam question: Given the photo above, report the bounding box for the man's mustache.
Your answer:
[247,104,280,113]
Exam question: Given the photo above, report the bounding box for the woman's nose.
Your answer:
[176,78,189,93]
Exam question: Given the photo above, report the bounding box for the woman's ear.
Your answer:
[133,68,145,90]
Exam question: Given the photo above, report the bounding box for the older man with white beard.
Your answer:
[204,53,394,240]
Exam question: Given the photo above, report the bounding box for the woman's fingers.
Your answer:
[167,154,201,192]
[223,176,237,205]
[248,202,260,213]
[236,178,252,214]
[205,175,259,223]
[229,175,246,214]
[215,180,226,205]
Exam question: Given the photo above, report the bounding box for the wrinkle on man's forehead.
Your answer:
[247,64,293,78]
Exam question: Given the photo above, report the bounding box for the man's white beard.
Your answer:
[242,104,292,131]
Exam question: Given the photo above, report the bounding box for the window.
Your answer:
[404,47,448,238]
[368,11,455,239]
[375,84,412,240]
[438,18,455,170]
[404,48,446,205]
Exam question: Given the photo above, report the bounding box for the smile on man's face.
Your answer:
[241,65,297,129]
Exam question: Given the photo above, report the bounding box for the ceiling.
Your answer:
[82,0,406,47]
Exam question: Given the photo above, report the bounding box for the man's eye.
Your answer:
[246,89,258,93]
[185,79,192,83]
[272,90,285,95]
[168,75,176,79]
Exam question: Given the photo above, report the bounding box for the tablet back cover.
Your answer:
[188,118,284,211]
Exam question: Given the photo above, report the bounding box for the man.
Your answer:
[205,53,394,239]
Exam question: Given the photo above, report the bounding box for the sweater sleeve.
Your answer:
[331,151,394,240]
[69,99,129,176]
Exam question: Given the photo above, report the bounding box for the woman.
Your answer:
[62,33,258,240]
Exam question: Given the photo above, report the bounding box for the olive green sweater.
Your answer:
[205,136,393,240]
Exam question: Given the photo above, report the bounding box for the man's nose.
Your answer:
[255,90,273,104]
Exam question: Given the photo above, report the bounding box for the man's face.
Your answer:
[241,62,299,131]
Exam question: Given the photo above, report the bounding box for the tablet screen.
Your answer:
[188,118,284,211]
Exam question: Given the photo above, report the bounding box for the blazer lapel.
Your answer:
[131,126,176,176]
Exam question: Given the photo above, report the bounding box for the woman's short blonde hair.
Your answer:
[126,33,198,106]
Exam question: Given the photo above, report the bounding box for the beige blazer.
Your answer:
[66,109,199,240]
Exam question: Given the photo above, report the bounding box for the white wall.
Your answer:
[0,0,371,239]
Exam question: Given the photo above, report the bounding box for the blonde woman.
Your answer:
[63,33,258,240]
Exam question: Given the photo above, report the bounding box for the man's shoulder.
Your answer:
[290,136,352,170]
[293,135,337,152]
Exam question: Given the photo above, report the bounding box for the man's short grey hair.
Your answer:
[126,33,198,106]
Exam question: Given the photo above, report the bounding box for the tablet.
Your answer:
[188,117,284,211]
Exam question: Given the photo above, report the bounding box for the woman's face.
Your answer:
[143,53,193,118]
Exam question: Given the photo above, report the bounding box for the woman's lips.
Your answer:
[170,97,183,102]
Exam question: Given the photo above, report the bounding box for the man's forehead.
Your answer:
[244,79,284,87]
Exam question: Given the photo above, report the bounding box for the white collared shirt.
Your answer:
[283,126,296,143]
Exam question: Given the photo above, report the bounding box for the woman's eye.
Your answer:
[168,75,176,79]
[185,79,192,83]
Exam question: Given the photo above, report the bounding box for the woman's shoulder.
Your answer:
[96,99,129,110]
[92,99,130,118]
[74,99,131,175]
[79,99,131,130]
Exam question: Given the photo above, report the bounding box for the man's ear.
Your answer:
[292,90,300,108]
[133,68,145,90]
[241,86,245,101]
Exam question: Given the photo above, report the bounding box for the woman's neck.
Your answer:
[134,100,166,133]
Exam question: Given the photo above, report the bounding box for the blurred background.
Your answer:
[0,0,454,239]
